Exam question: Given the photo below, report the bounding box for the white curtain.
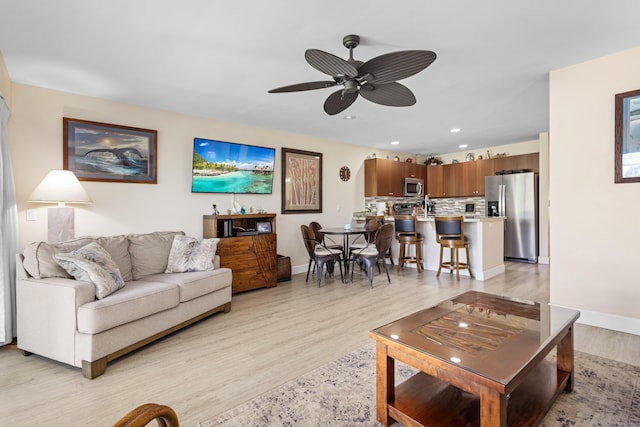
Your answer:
[0,91,18,346]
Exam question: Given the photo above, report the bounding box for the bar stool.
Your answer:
[435,216,473,280]
[394,215,424,272]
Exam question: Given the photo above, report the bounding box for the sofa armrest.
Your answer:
[16,254,96,366]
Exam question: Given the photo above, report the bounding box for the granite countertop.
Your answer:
[354,215,504,223]
[419,215,504,223]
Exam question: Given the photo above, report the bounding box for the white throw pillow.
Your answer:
[54,242,125,299]
[165,235,219,273]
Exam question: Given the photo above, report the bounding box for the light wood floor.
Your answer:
[1,262,639,426]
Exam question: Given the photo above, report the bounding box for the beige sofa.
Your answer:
[16,231,232,379]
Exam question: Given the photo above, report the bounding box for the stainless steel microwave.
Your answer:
[403,177,424,197]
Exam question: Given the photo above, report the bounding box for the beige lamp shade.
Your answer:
[27,170,93,205]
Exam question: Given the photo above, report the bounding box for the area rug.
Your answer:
[198,344,640,427]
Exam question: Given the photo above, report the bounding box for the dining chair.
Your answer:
[348,215,383,256]
[394,214,424,272]
[301,224,344,287]
[434,215,473,280]
[349,223,394,287]
[309,221,343,251]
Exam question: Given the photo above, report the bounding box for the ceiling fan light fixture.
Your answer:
[269,34,436,115]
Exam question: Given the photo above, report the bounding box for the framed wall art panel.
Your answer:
[63,118,158,183]
[281,148,322,214]
[614,89,640,183]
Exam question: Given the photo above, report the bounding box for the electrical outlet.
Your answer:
[26,209,37,221]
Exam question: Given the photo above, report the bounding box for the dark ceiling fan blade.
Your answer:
[324,89,358,115]
[268,81,337,93]
[359,50,436,84]
[359,82,416,106]
[305,49,358,78]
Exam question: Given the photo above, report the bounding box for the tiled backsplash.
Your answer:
[364,196,487,216]
[429,197,486,216]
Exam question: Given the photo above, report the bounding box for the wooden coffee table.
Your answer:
[369,291,580,427]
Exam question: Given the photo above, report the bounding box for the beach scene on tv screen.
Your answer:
[192,138,275,194]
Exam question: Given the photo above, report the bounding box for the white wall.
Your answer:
[8,83,402,270]
[549,47,640,335]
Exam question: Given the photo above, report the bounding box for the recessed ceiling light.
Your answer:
[459,144,468,149]
[450,128,461,133]
[391,141,400,145]
[343,115,356,120]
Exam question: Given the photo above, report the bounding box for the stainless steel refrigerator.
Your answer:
[485,172,538,263]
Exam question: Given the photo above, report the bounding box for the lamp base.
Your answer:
[48,206,74,243]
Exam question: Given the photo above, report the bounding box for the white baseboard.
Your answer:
[550,303,640,336]
[538,256,550,264]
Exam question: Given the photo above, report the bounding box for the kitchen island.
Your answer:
[359,216,505,280]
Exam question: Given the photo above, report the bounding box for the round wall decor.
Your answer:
[339,166,351,181]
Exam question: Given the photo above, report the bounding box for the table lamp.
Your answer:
[27,170,93,243]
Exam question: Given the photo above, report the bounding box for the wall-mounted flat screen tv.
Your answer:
[191,138,275,194]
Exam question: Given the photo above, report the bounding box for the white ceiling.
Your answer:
[2,1,640,155]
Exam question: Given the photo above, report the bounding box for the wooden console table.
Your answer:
[203,213,277,293]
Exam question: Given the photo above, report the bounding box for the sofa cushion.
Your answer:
[165,235,197,273]
[54,242,125,299]
[22,237,96,279]
[143,268,232,302]
[127,231,185,280]
[77,280,180,334]
[165,235,220,273]
[96,235,133,282]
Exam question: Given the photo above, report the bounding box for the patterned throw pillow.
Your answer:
[165,235,219,273]
[54,242,125,299]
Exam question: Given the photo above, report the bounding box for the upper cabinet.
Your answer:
[492,153,539,174]
[364,158,426,197]
[426,165,445,198]
[366,153,539,199]
[428,153,539,198]
[364,158,402,197]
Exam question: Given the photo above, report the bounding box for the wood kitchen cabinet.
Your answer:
[457,159,494,196]
[203,213,277,293]
[443,163,462,196]
[444,160,494,197]
[493,152,539,173]
[426,165,445,197]
[403,161,426,181]
[427,153,538,198]
[364,158,406,197]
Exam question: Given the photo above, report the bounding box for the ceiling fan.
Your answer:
[268,34,436,115]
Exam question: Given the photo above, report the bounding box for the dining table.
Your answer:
[319,226,368,273]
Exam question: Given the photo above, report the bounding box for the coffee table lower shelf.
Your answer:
[388,360,570,427]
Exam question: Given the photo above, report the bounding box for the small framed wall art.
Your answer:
[614,89,640,183]
[281,148,322,214]
[63,117,158,183]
